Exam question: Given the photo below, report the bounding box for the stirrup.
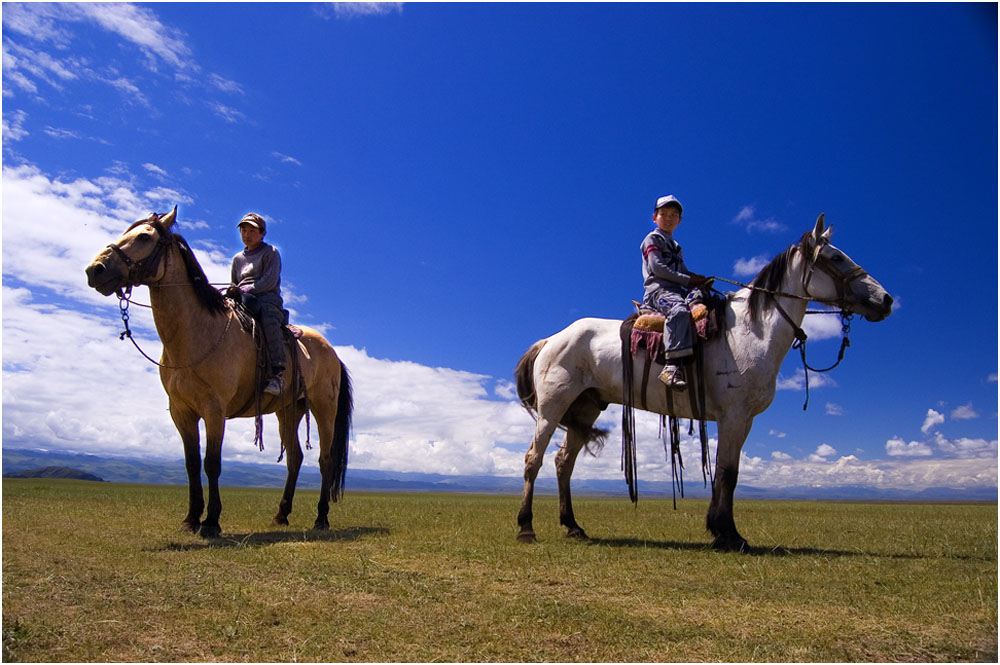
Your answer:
[263,375,284,396]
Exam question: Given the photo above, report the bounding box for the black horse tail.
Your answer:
[514,338,608,455]
[514,339,547,415]
[330,361,353,502]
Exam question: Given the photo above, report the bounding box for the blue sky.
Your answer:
[2,2,997,494]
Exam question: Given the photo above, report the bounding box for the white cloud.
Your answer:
[769,429,787,438]
[1,159,996,494]
[776,369,837,391]
[733,255,768,277]
[807,443,837,461]
[931,432,998,459]
[950,403,979,420]
[209,102,248,124]
[318,3,405,19]
[272,152,303,166]
[142,163,168,177]
[886,437,933,457]
[825,402,844,416]
[801,311,846,341]
[2,109,29,141]
[732,205,786,233]
[921,408,945,434]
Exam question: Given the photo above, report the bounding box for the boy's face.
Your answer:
[240,224,264,250]
[653,205,682,233]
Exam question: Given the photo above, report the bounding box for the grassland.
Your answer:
[2,479,996,662]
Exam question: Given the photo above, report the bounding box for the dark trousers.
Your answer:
[240,291,286,376]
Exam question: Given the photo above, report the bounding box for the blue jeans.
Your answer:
[647,289,693,360]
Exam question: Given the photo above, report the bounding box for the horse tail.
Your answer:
[330,361,353,502]
[514,339,547,415]
[515,338,608,455]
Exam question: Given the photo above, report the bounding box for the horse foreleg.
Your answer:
[707,416,753,552]
[171,405,203,534]
[517,416,560,543]
[199,416,226,539]
[273,406,304,526]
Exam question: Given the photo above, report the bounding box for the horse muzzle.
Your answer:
[85,258,125,297]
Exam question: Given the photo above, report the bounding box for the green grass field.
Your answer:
[2,479,996,662]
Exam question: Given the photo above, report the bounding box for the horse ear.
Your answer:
[159,205,178,229]
[812,213,826,241]
[821,225,833,241]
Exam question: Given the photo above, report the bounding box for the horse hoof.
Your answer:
[271,516,289,527]
[312,520,329,531]
[712,535,750,553]
[566,527,589,540]
[199,524,222,539]
[179,521,200,534]
[516,531,537,544]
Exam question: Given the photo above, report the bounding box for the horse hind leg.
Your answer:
[516,414,561,543]
[272,404,305,526]
[557,390,607,540]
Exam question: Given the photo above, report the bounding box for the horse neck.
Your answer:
[146,245,227,358]
[730,251,810,369]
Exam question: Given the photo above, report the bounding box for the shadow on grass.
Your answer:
[587,536,995,561]
[154,525,389,551]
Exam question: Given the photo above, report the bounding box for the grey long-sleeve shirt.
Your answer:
[641,228,692,303]
[231,242,282,299]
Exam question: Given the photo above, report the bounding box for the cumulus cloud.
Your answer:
[921,409,945,434]
[825,402,844,416]
[2,159,996,495]
[806,443,837,462]
[886,437,933,457]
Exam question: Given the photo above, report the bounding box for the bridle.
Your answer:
[801,240,870,309]
[714,238,870,411]
[104,215,174,299]
[104,213,233,370]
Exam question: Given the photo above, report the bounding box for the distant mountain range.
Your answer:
[2,447,996,502]
[4,465,105,482]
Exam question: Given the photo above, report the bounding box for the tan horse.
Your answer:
[85,207,352,538]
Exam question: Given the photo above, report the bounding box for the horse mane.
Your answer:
[747,231,812,323]
[172,233,228,316]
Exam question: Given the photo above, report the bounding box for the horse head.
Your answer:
[800,214,893,322]
[86,207,178,297]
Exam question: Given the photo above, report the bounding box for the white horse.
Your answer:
[514,215,893,551]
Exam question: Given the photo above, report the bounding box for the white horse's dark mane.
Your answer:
[747,231,813,323]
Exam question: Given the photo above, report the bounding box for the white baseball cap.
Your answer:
[655,195,683,212]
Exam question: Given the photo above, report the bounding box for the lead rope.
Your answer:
[117,288,233,370]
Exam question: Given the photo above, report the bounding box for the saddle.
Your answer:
[228,298,311,459]
[620,290,724,507]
